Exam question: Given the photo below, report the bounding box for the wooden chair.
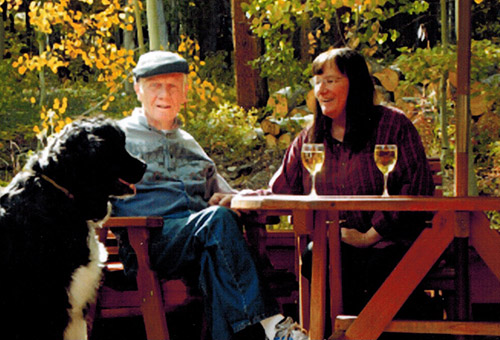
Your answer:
[93,216,186,340]
[91,215,299,340]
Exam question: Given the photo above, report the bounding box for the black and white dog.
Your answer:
[0,116,146,340]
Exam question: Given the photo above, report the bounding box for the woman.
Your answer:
[270,47,435,314]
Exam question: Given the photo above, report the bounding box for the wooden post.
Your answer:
[231,0,268,109]
[454,0,472,328]
[455,0,471,197]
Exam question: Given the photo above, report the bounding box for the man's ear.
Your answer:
[134,81,142,102]
[181,81,189,104]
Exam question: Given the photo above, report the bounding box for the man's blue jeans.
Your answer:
[121,206,279,339]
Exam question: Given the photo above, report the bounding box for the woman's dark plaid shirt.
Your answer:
[270,106,435,242]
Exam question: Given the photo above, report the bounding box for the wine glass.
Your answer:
[301,143,325,196]
[374,144,398,197]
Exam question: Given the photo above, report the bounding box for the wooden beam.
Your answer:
[343,212,455,339]
[335,316,500,336]
[470,211,500,283]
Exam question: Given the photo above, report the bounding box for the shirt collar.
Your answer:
[132,107,180,135]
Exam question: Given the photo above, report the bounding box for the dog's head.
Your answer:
[30,116,146,220]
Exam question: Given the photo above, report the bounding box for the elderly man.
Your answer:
[112,50,308,340]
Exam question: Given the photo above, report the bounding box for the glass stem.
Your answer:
[311,174,317,196]
[383,173,389,197]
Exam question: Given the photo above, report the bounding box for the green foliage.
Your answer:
[197,50,234,88]
[186,102,262,158]
[472,0,500,42]
[394,46,456,85]
[243,0,432,94]
[393,39,500,200]
[0,60,38,176]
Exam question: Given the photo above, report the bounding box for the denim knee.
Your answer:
[193,206,242,244]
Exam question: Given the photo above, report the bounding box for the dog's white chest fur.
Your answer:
[63,221,107,340]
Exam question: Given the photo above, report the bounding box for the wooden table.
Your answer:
[231,195,500,340]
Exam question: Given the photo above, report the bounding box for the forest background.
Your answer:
[0,0,499,224]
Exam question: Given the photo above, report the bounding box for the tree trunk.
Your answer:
[25,0,33,51]
[439,0,451,166]
[0,8,5,60]
[299,11,310,63]
[146,0,159,50]
[156,0,168,49]
[134,0,146,54]
[231,0,267,109]
[123,13,135,93]
[36,31,46,107]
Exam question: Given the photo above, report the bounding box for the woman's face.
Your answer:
[313,61,349,121]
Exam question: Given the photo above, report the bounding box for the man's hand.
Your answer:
[208,193,234,208]
[341,227,382,248]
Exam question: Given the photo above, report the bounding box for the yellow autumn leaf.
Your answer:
[306,89,316,113]
[448,71,457,88]
[33,125,41,133]
[58,103,67,114]
[308,32,314,42]
[30,97,36,104]
[324,19,331,32]
[373,68,399,92]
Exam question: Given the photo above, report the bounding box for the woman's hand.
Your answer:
[341,227,382,248]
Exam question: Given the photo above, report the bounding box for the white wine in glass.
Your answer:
[301,143,325,196]
[374,144,397,197]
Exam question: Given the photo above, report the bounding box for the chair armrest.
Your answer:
[103,216,164,228]
[100,216,170,339]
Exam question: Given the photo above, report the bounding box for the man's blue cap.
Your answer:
[132,51,188,80]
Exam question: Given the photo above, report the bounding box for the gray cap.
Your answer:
[132,51,188,80]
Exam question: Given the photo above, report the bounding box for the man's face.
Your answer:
[134,73,188,130]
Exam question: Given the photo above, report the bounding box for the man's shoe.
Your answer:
[271,317,309,340]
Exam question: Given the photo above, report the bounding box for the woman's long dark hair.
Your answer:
[308,47,379,151]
